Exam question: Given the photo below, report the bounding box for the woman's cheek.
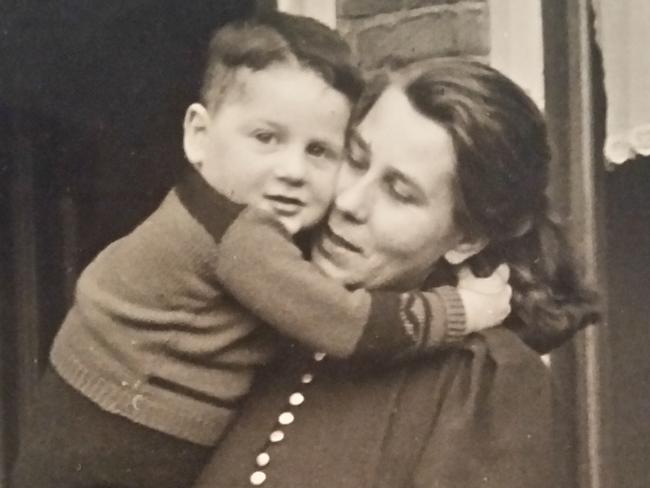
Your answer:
[374,204,438,256]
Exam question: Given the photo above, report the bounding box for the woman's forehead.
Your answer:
[355,86,457,196]
[360,86,451,149]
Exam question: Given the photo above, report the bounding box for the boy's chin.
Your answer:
[276,215,301,235]
[276,213,322,236]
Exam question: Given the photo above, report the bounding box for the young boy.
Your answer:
[11,11,511,488]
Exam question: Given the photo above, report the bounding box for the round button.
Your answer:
[256,452,270,467]
[313,351,326,361]
[269,430,285,443]
[289,392,305,406]
[301,373,314,384]
[278,412,295,425]
[250,470,266,485]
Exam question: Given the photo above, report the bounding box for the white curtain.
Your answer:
[277,0,336,28]
[593,0,650,164]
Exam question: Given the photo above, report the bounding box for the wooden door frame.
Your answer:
[542,1,612,487]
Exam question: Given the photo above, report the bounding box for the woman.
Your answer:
[193,60,598,488]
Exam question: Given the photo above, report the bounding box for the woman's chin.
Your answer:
[312,247,358,287]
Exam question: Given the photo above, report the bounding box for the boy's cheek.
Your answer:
[313,164,342,203]
[303,173,340,228]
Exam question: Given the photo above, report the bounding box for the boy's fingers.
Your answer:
[494,263,510,282]
[457,264,514,300]
[458,264,510,289]
[460,275,509,294]
[456,265,474,282]
[501,303,512,320]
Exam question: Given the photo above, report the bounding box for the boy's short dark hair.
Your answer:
[200,11,363,111]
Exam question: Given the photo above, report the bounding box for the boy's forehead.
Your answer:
[212,62,293,109]
[209,62,351,147]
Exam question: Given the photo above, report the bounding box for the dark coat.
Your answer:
[193,328,558,488]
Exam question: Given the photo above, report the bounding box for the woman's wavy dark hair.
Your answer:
[353,60,600,353]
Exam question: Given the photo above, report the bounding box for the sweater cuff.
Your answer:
[436,286,467,343]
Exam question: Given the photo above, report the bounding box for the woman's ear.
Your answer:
[444,237,489,265]
[183,103,210,167]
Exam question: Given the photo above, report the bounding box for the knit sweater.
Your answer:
[50,166,466,446]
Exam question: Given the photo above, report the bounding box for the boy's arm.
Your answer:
[216,208,468,359]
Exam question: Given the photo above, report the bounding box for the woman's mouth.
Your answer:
[264,194,306,217]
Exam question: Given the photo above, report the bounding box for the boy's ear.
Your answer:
[444,236,489,265]
[183,103,210,166]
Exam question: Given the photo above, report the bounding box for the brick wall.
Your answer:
[336,0,489,72]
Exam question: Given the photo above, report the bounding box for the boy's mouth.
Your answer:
[264,194,306,216]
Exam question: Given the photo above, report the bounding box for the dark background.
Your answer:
[603,157,650,488]
[0,1,262,483]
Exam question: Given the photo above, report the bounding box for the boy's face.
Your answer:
[184,63,351,232]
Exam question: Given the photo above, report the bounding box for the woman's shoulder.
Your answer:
[379,327,554,488]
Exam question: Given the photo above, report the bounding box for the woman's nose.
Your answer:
[334,176,370,223]
[273,148,306,186]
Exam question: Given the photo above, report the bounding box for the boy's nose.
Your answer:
[274,150,306,186]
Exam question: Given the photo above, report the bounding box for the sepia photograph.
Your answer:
[1,1,649,486]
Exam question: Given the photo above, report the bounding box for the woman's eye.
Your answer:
[253,131,276,144]
[306,142,327,158]
[389,181,416,204]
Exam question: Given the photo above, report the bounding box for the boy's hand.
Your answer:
[457,263,512,333]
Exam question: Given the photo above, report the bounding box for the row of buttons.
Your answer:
[249,352,325,485]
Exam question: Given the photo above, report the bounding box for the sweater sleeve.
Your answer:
[215,208,467,359]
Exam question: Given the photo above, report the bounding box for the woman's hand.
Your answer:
[457,264,512,333]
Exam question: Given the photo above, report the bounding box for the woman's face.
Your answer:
[312,85,466,290]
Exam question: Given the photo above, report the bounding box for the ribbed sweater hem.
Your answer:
[50,339,235,447]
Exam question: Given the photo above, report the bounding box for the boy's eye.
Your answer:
[346,142,369,171]
[253,131,276,144]
[306,142,327,158]
[346,153,369,171]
